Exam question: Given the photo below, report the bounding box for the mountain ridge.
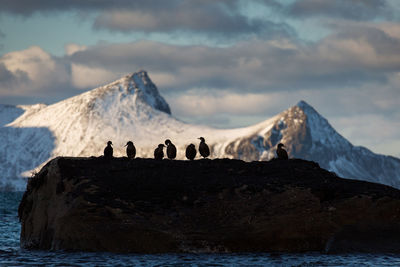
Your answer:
[1,70,399,190]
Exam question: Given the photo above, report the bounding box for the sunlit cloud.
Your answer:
[0,46,70,96]
[70,63,119,89]
[64,43,87,56]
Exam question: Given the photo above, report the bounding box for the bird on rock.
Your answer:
[185,144,197,160]
[104,141,113,158]
[165,139,177,160]
[198,137,210,158]
[125,141,136,159]
[276,143,288,160]
[154,144,165,160]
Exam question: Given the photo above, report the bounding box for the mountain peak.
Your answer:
[295,100,326,124]
[129,70,171,114]
[123,70,150,86]
[296,100,318,115]
[293,100,350,149]
[131,69,149,80]
[93,70,171,115]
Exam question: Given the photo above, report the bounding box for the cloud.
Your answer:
[92,1,287,37]
[0,29,4,51]
[3,21,400,104]
[376,22,400,39]
[0,0,290,37]
[67,22,400,94]
[288,0,391,21]
[0,62,29,91]
[0,0,279,15]
[331,113,400,157]
[167,91,277,116]
[64,43,87,56]
[70,63,120,89]
[0,0,119,15]
[0,46,71,97]
[94,9,263,35]
[166,84,400,120]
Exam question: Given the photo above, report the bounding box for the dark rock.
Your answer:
[18,157,400,253]
[56,181,64,195]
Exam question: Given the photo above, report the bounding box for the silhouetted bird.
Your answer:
[165,139,177,159]
[276,143,288,160]
[154,144,165,160]
[186,144,197,160]
[198,137,210,158]
[125,141,136,159]
[104,141,113,158]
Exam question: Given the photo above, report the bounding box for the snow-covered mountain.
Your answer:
[222,100,400,188]
[1,70,399,190]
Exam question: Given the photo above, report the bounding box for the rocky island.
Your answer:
[18,157,400,253]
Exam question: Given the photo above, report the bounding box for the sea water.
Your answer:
[1,192,400,267]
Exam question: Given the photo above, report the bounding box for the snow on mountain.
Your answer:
[224,100,400,188]
[0,104,25,127]
[1,70,400,190]
[0,103,53,190]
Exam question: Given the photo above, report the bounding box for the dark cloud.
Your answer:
[328,24,400,56]
[91,0,287,36]
[0,63,30,92]
[0,0,279,15]
[0,0,288,37]
[0,30,4,51]
[68,23,400,93]
[94,9,263,35]
[288,0,391,20]
[0,0,127,15]
[0,63,15,81]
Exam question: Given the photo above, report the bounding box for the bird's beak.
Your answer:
[124,144,127,147]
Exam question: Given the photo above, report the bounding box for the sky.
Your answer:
[0,0,399,157]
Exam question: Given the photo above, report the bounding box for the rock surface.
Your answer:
[18,157,400,253]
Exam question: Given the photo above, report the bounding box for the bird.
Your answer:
[104,141,113,158]
[154,144,165,160]
[276,143,288,160]
[165,139,177,160]
[198,137,210,158]
[185,144,197,160]
[125,141,136,159]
